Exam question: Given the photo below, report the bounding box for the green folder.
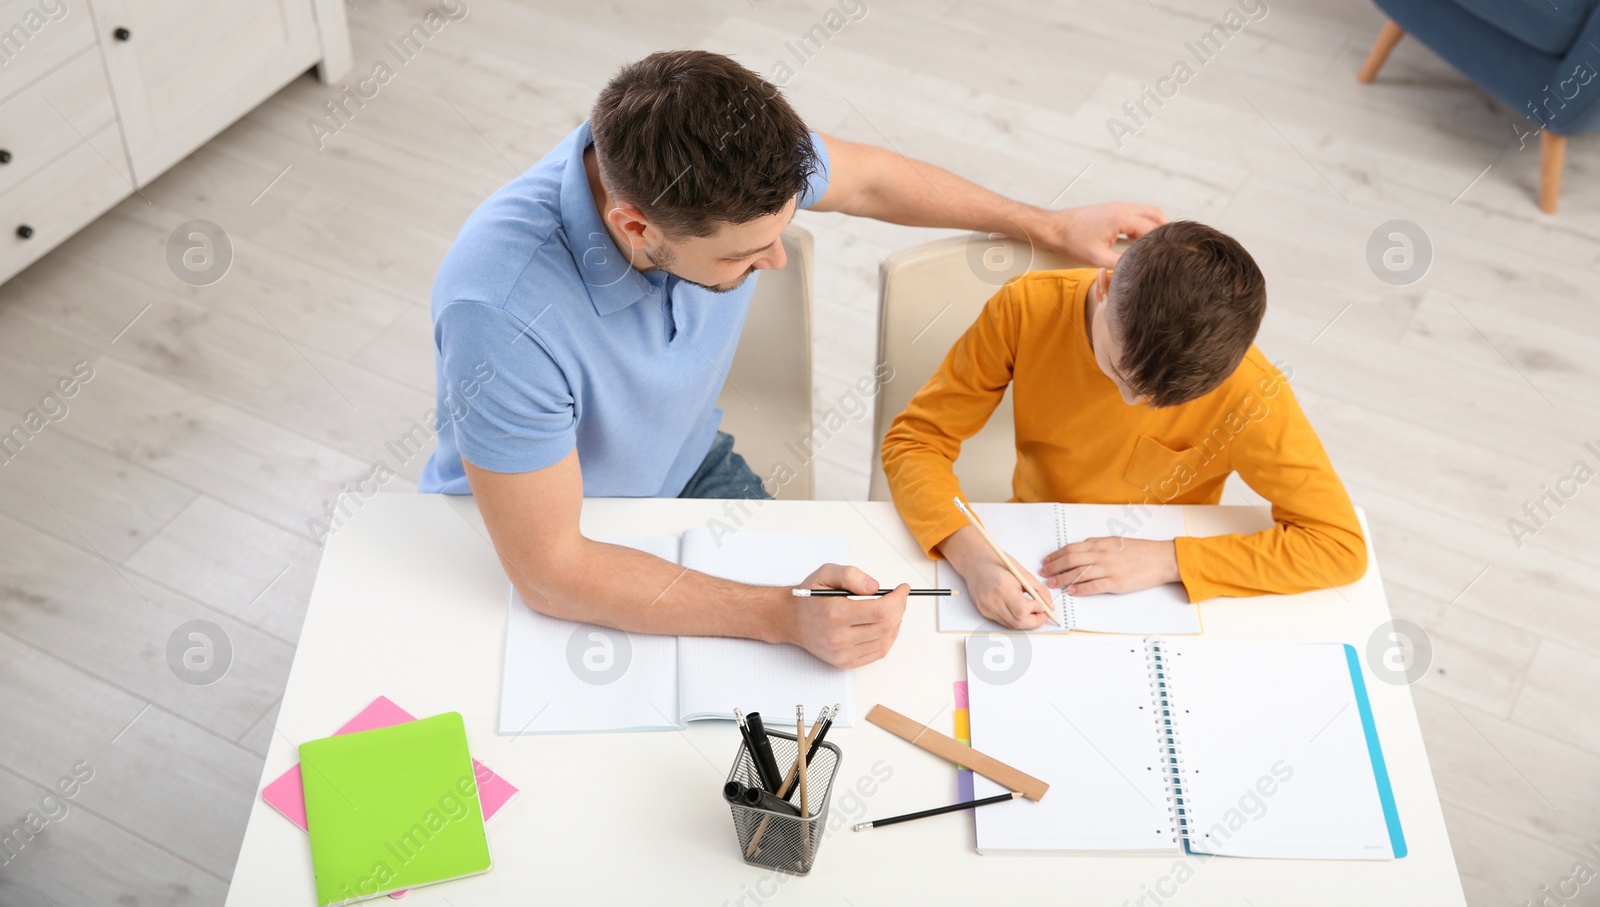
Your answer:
[299,711,492,906]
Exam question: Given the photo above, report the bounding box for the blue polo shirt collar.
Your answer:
[559,120,661,317]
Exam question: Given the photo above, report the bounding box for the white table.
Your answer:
[224,495,1465,906]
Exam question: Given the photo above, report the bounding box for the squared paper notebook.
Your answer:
[499,530,856,734]
[300,712,492,906]
[937,503,1199,634]
[964,637,1405,860]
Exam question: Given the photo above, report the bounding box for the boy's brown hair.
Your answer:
[1107,221,1267,407]
[590,51,820,239]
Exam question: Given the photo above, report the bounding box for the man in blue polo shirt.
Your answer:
[422,51,1164,669]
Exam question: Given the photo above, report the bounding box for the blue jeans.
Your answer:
[678,431,772,500]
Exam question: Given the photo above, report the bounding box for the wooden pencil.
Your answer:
[854,791,1022,830]
[797,707,810,867]
[953,497,1058,622]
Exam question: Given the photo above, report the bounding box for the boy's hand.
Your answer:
[938,526,1052,630]
[1041,538,1180,595]
[788,564,908,669]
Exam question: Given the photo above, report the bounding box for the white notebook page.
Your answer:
[936,503,1197,634]
[675,529,856,724]
[1057,505,1196,634]
[937,504,1060,632]
[1164,641,1397,859]
[965,637,1174,853]
[498,537,682,734]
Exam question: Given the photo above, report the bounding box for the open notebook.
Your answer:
[965,636,1405,860]
[498,530,855,734]
[937,503,1200,634]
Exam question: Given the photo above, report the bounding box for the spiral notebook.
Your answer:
[964,636,1406,860]
[937,503,1200,634]
[498,530,856,735]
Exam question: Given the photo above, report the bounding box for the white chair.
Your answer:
[868,234,1079,503]
[717,225,814,499]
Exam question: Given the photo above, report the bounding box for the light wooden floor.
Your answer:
[1,0,1597,904]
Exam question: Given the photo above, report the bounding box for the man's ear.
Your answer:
[605,202,653,251]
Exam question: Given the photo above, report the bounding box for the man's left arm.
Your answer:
[809,132,1166,268]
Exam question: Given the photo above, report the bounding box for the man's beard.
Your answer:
[644,245,755,294]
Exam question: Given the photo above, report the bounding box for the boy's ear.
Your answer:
[1095,267,1111,299]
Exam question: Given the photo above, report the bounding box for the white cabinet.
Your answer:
[0,0,352,282]
[0,44,123,197]
[91,0,322,183]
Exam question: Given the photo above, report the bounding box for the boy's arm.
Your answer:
[881,285,1054,630]
[880,286,1020,557]
[1173,379,1368,600]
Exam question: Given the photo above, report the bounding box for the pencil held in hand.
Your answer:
[792,588,955,597]
[952,497,1058,621]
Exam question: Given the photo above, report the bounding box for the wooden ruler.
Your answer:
[866,704,1049,801]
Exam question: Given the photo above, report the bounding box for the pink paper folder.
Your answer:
[260,696,518,899]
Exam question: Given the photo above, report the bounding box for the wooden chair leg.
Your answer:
[1539,131,1566,213]
[1358,21,1405,83]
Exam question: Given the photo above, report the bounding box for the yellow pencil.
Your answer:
[953,497,1059,623]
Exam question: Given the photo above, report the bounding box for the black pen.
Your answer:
[734,709,777,793]
[742,710,785,794]
[742,784,801,816]
[791,588,957,597]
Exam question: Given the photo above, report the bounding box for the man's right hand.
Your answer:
[938,525,1051,630]
[785,564,908,669]
[468,451,912,666]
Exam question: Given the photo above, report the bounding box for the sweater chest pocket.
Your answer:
[1122,434,1219,498]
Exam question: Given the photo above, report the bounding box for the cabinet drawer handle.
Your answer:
[16,225,35,239]
[113,26,131,41]
[0,149,11,164]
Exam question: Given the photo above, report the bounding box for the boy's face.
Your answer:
[1088,268,1148,406]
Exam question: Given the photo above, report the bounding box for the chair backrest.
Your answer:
[869,234,1078,503]
[717,225,814,499]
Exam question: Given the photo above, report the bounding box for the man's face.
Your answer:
[1088,268,1149,407]
[644,200,796,293]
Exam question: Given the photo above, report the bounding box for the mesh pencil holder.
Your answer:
[724,729,841,875]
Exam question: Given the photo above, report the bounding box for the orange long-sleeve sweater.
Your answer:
[880,268,1367,602]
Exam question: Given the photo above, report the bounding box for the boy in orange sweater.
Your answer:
[881,221,1366,630]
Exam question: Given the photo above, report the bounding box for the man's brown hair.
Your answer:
[1107,220,1267,408]
[589,51,819,239]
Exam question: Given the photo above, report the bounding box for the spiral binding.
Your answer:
[1145,637,1192,845]
[1054,509,1073,630]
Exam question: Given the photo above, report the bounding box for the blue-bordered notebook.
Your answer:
[965,637,1406,859]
